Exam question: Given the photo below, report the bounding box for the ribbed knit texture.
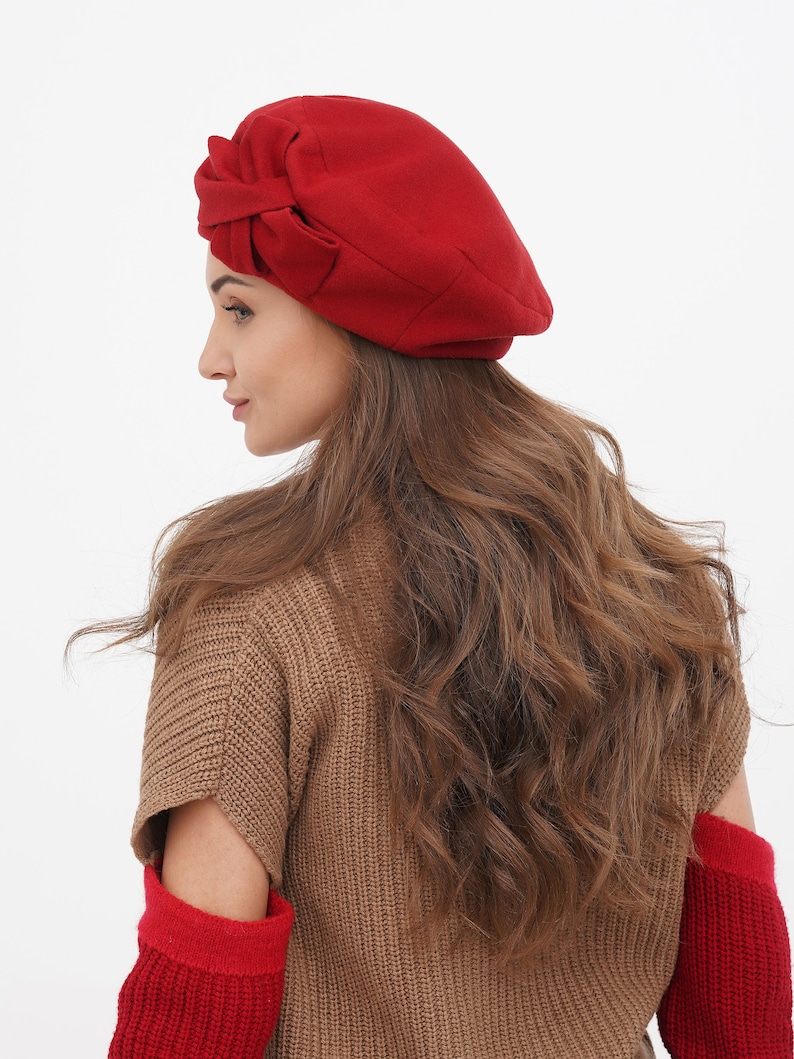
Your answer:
[131,516,751,1058]
[658,814,793,1058]
[109,867,293,1058]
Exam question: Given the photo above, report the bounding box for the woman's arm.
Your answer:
[708,763,755,832]
[109,800,292,1059]
[657,763,792,1058]
[161,797,270,919]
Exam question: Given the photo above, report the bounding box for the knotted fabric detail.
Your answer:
[196,116,339,300]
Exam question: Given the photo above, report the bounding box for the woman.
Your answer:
[100,96,791,1057]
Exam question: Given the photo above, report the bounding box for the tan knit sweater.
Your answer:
[132,517,749,1058]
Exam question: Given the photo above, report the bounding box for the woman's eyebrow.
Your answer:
[210,274,255,294]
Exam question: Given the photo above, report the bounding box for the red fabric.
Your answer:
[195,95,553,359]
[109,865,294,1058]
[658,813,793,1058]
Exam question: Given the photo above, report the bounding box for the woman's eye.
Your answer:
[222,303,252,323]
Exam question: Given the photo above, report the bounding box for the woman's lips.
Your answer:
[223,394,250,421]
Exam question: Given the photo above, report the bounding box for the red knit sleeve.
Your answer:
[657,813,793,1058]
[109,866,294,1059]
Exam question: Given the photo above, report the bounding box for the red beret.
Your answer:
[195,96,552,359]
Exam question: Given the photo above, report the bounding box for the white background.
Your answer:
[2,1,792,1054]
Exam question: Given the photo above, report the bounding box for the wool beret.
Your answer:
[195,95,552,359]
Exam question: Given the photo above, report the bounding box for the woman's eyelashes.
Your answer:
[222,303,253,323]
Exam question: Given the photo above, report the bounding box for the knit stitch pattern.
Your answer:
[130,515,752,1058]
[109,868,293,1058]
[658,814,793,1058]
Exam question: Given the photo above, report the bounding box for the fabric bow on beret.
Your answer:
[195,95,552,359]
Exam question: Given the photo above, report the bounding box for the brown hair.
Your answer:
[74,336,741,962]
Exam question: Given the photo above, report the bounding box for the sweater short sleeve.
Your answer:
[131,591,291,889]
[695,659,751,814]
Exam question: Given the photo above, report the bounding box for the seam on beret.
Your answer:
[392,264,467,346]
[456,246,551,316]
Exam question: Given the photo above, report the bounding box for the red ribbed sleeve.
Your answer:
[109,866,294,1058]
[658,813,793,1058]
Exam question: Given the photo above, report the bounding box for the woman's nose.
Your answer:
[198,326,235,380]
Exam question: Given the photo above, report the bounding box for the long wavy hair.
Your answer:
[75,335,741,962]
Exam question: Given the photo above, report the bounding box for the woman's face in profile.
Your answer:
[199,251,351,457]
